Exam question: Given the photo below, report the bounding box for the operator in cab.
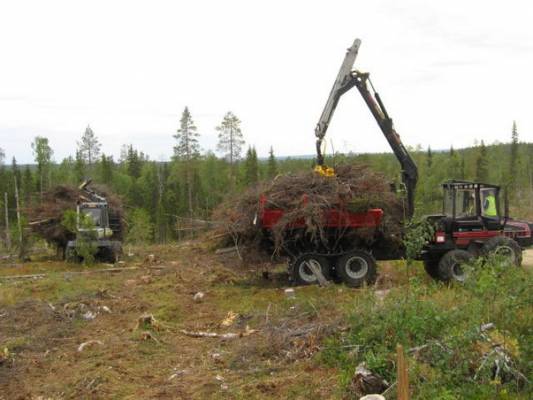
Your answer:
[483,191,498,217]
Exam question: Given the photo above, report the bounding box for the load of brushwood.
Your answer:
[214,164,405,263]
[26,184,124,253]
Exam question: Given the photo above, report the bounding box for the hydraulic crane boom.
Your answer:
[314,39,418,218]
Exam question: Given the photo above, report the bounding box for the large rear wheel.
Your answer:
[481,236,522,267]
[291,254,331,286]
[336,250,377,288]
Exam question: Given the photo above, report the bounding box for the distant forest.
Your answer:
[0,110,531,244]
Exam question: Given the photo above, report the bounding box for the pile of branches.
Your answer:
[26,184,124,252]
[214,164,405,261]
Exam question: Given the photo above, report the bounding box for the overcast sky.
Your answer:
[1,0,532,163]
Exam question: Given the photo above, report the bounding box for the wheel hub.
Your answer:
[494,245,515,266]
[344,256,368,279]
[451,261,465,282]
[298,260,319,283]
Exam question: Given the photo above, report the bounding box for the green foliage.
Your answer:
[321,261,532,399]
[403,219,435,262]
[62,210,98,265]
[127,209,154,244]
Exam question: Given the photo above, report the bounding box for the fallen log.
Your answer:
[180,326,257,340]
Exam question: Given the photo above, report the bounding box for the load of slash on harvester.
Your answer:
[28,180,123,262]
[219,38,533,287]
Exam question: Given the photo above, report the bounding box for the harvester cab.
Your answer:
[422,180,532,282]
[66,179,122,263]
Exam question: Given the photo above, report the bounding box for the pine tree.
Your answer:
[78,125,101,165]
[31,136,53,196]
[476,140,489,182]
[216,111,245,181]
[243,146,259,187]
[173,107,201,217]
[267,146,278,179]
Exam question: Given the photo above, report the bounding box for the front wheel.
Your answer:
[438,249,474,283]
[336,250,377,287]
[423,259,441,280]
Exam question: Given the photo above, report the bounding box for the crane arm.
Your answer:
[315,39,361,166]
[351,71,418,218]
[313,39,418,218]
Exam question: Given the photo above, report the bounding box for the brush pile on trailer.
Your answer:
[215,164,405,264]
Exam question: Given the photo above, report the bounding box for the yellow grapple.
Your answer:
[314,165,335,177]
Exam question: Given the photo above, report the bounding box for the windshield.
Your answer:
[455,189,476,218]
[81,208,102,227]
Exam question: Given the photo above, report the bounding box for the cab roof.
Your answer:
[442,180,500,190]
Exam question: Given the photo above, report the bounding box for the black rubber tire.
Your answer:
[423,260,441,280]
[481,236,522,267]
[336,250,377,288]
[437,249,474,283]
[291,254,331,286]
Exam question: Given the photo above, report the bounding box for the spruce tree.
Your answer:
[244,146,259,186]
[127,145,142,179]
[216,111,245,181]
[509,120,519,195]
[99,154,114,184]
[475,140,489,182]
[74,150,86,183]
[22,166,33,204]
[78,125,101,165]
[267,146,278,179]
[426,146,432,169]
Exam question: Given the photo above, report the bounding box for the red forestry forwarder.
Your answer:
[258,39,533,286]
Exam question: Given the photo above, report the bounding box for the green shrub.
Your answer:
[320,260,532,399]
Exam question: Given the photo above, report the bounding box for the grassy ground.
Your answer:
[0,244,531,399]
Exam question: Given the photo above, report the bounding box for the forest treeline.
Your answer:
[0,109,531,245]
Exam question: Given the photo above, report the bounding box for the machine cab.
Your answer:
[442,181,502,231]
[77,201,113,238]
